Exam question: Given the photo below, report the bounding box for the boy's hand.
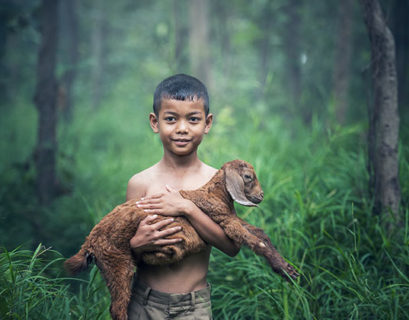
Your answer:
[130,214,182,250]
[136,185,194,217]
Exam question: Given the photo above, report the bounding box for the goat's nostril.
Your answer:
[260,192,264,199]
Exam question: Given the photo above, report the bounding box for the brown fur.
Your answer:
[65,160,299,320]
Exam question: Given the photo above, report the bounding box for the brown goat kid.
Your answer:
[65,160,299,320]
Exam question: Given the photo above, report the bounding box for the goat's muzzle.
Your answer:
[247,192,264,204]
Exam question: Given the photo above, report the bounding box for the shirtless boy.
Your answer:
[126,74,239,319]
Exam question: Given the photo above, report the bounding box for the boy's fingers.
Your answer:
[159,226,182,237]
[140,214,158,225]
[152,218,176,229]
[138,203,161,210]
[136,200,161,208]
[142,193,164,200]
[137,198,162,204]
[143,209,163,214]
[154,238,183,246]
[147,214,158,220]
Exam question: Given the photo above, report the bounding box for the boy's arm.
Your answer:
[127,177,183,251]
[136,186,240,257]
[183,201,240,257]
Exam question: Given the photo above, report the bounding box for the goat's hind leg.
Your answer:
[96,252,134,320]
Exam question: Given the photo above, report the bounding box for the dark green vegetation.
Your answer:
[1,0,409,319]
[1,114,408,319]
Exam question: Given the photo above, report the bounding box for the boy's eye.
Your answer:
[189,117,201,122]
[165,116,176,122]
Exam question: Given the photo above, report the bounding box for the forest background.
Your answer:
[1,0,408,319]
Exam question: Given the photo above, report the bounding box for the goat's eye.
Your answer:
[244,174,252,181]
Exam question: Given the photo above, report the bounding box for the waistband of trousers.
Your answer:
[132,279,211,306]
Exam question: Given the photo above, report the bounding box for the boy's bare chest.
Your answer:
[145,173,211,196]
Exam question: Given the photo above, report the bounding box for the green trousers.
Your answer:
[128,279,212,320]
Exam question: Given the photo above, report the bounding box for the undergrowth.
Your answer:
[1,103,408,319]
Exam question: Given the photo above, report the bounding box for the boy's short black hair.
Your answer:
[153,74,209,116]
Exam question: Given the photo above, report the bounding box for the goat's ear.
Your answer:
[225,166,258,207]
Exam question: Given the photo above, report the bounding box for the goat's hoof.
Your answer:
[285,265,299,281]
[279,263,299,282]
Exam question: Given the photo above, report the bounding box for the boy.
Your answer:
[126,74,239,319]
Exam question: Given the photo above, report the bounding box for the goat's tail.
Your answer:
[64,248,93,275]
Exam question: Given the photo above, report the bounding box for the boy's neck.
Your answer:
[159,150,202,173]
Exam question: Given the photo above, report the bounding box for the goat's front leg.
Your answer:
[222,218,298,281]
[238,219,299,281]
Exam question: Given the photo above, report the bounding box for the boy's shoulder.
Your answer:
[126,164,160,200]
[198,163,218,179]
[183,162,218,190]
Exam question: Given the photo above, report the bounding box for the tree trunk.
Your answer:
[255,2,274,97]
[391,0,409,109]
[172,0,188,72]
[282,1,304,123]
[60,0,79,121]
[33,0,59,205]
[360,0,401,222]
[213,1,231,76]
[333,0,353,125]
[91,0,106,109]
[189,0,211,88]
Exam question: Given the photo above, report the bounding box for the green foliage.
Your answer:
[1,0,408,318]
[207,119,409,319]
[1,104,409,319]
[0,244,110,319]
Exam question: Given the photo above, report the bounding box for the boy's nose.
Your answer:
[176,120,188,133]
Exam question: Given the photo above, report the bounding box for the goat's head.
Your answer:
[223,160,264,207]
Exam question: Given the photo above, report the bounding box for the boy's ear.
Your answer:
[149,113,159,133]
[204,113,213,134]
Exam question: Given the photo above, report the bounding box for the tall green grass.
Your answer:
[1,101,408,319]
[0,245,110,319]
[206,117,409,319]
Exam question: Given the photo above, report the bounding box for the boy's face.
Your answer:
[150,98,213,157]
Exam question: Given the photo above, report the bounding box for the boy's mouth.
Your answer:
[172,138,192,146]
